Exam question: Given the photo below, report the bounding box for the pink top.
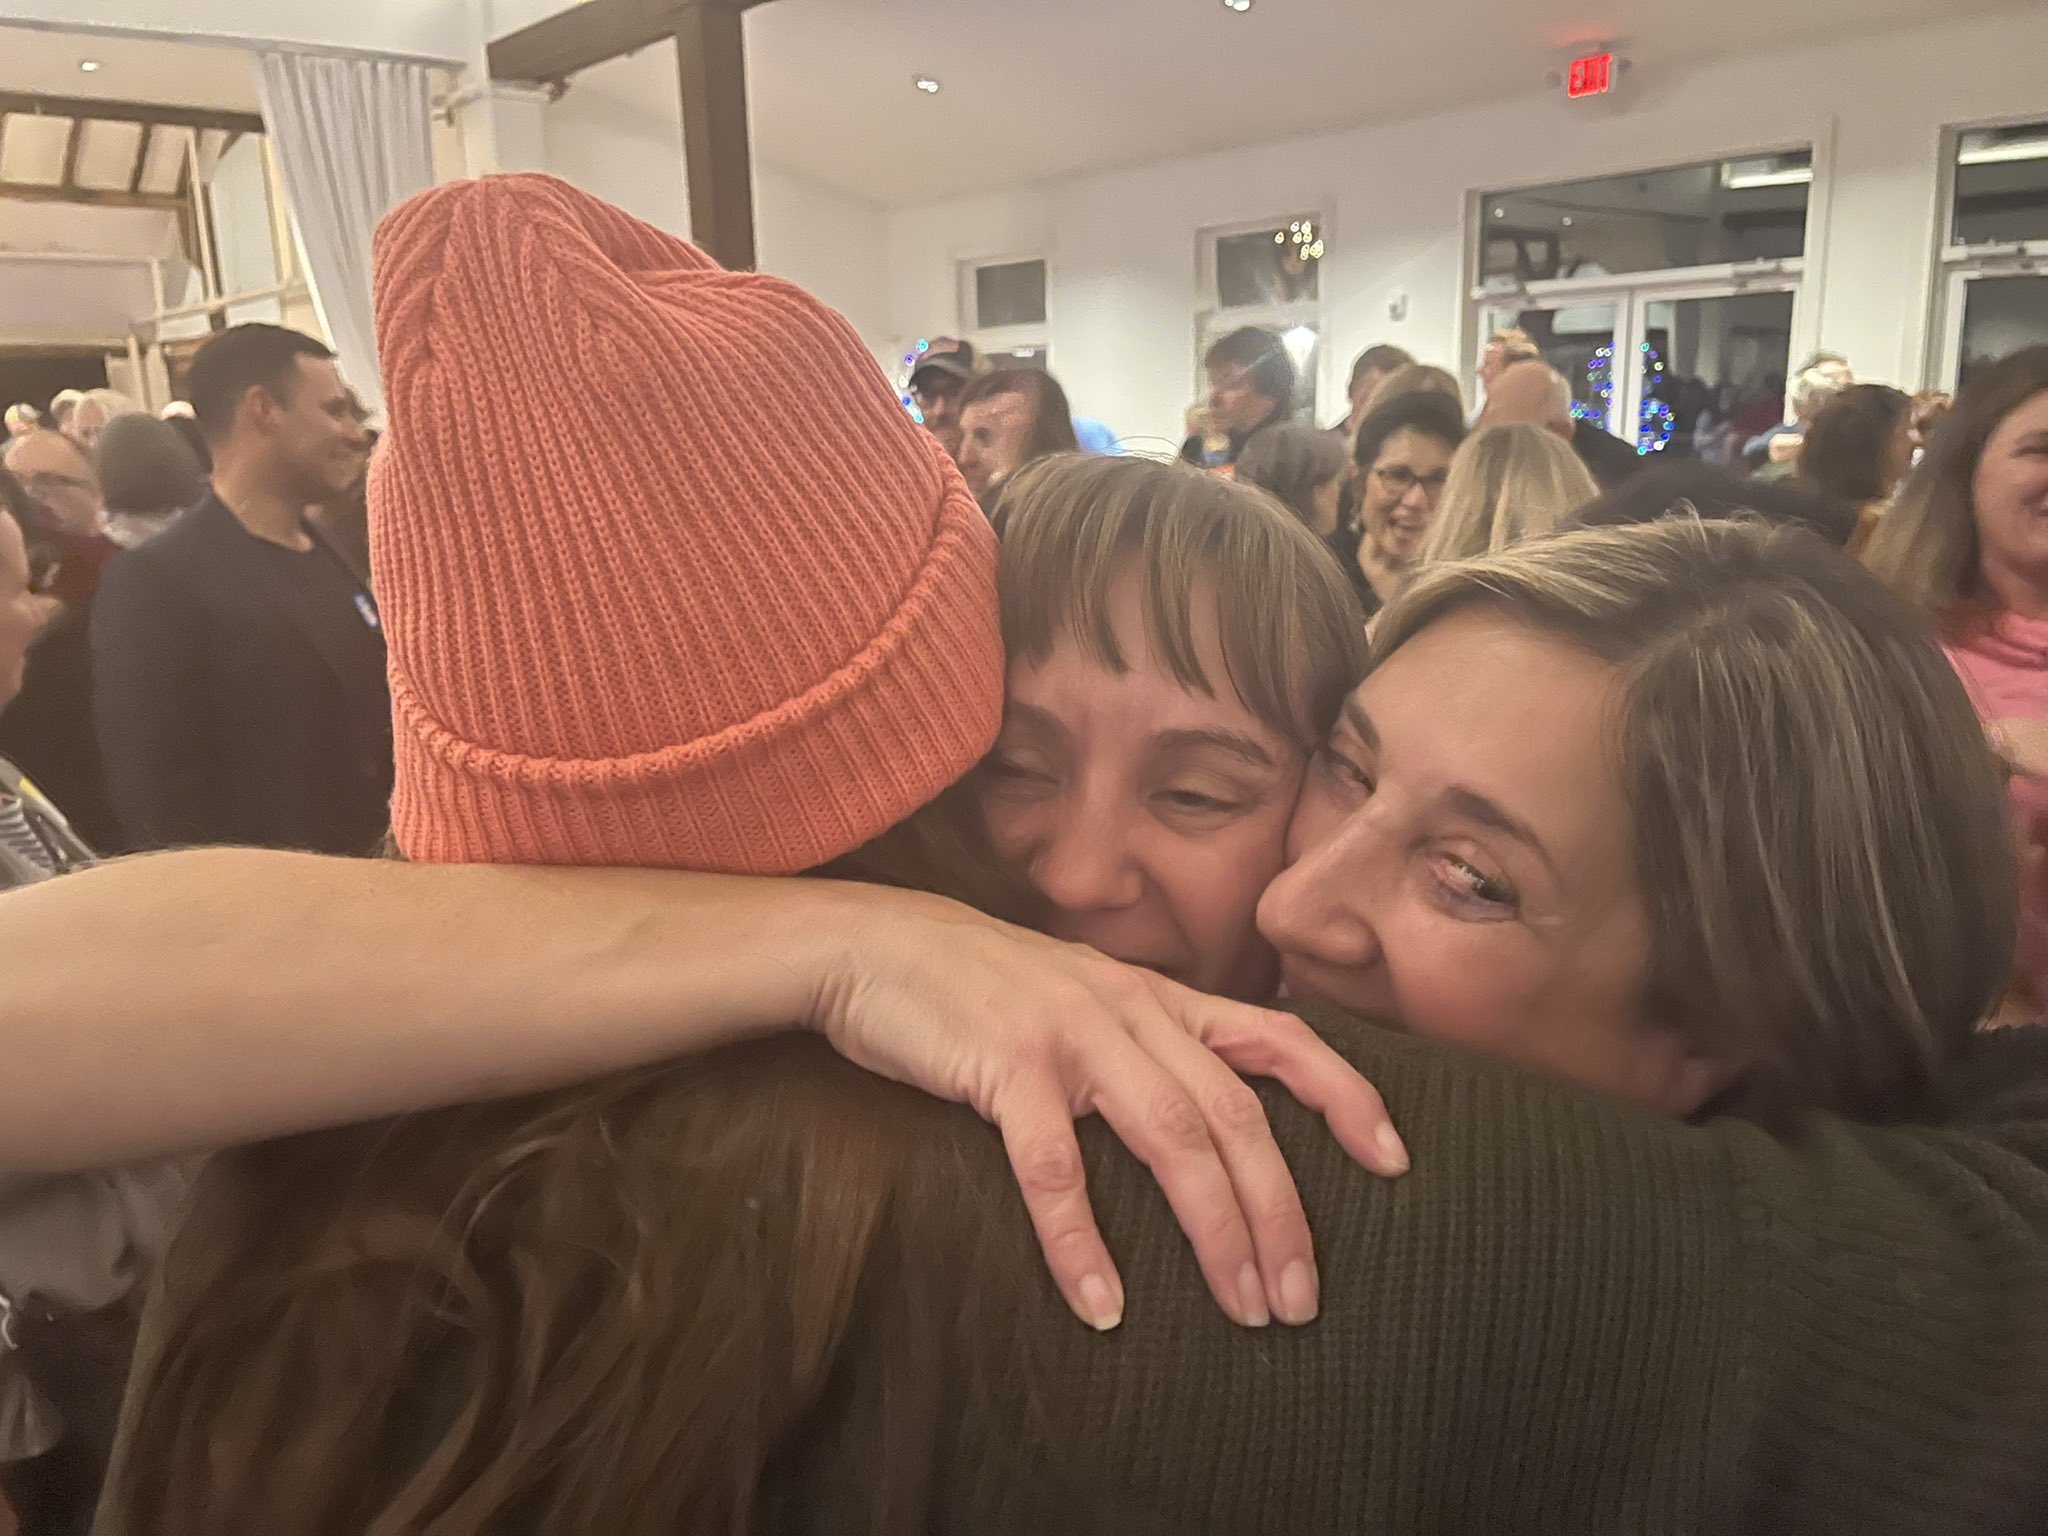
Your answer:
[1945,612,2048,1003]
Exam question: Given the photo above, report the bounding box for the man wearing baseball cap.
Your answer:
[908,336,982,459]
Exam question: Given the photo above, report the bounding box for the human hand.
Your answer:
[803,886,1407,1333]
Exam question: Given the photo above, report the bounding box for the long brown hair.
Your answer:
[1863,346,2048,627]
[1379,516,2015,1123]
[112,793,1087,1535]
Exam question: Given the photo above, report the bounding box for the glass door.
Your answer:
[1480,301,1622,435]
[1630,290,1797,465]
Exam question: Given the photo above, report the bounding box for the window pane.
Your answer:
[1478,152,1811,283]
[1484,302,1620,432]
[1953,121,2048,247]
[1634,291,1795,464]
[983,345,1049,372]
[1214,220,1322,308]
[973,260,1047,328]
[1959,274,2048,384]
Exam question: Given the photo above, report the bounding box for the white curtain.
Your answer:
[256,53,435,417]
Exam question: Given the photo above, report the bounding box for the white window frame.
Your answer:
[1464,143,1822,448]
[1930,114,2048,389]
[1196,212,1328,423]
[958,254,1051,370]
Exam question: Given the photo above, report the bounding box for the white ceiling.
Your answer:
[726,0,2033,205]
[0,24,259,111]
[1,1,2034,213]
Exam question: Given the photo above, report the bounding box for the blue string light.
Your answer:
[1583,343,1675,454]
[898,338,933,425]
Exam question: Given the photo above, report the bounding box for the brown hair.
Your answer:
[1377,515,2016,1123]
[1351,389,1467,473]
[1798,384,1911,507]
[994,454,1369,754]
[958,368,1082,466]
[111,796,1086,1535]
[1417,423,1598,564]
[1203,325,1295,416]
[1863,346,2048,628]
[1348,343,1415,394]
[1233,423,1347,531]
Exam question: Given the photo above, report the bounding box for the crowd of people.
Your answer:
[0,170,2046,1533]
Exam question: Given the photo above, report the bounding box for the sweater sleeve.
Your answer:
[944,1013,2048,1534]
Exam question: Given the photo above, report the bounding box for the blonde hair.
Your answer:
[67,387,140,446]
[1486,328,1542,364]
[1418,424,1599,565]
[995,454,1369,753]
[1362,363,1464,423]
[1376,516,2015,1123]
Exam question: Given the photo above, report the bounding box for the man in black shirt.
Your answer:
[90,325,391,855]
[1179,326,1295,473]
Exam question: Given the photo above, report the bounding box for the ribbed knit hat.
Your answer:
[368,174,1002,873]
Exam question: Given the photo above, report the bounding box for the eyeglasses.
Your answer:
[1371,465,1449,499]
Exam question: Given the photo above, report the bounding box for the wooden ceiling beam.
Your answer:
[489,0,687,85]
[0,180,184,212]
[488,0,775,85]
[675,1,757,271]
[126,122,152,196]
[0,92,264,138]
[57,118,85,193]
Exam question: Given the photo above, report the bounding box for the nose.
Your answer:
[1030,796,1146,917]
[1255,810,1385,971]
[1400,480,1434,514]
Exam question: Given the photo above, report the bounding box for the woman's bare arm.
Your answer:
[0,848,1402,1329]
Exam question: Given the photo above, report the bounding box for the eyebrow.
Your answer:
[1441,788,1560,879]
[1000,701,1070,744]
[1341,696,1380,752]
[1344,696,1561,879]
[1004,705,1278,770]
[1153,728,1280,770]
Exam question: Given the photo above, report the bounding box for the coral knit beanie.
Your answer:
[368,174,1002,873]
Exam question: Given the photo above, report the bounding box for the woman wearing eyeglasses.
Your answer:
[1330,391,1467,617]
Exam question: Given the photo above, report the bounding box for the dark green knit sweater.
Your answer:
[931,1007,2048,1533]
[99,1008,2048,1533]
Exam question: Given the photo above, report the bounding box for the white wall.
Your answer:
[0,0,471,60]
[881,7,2048,445]
[540,50,891,357]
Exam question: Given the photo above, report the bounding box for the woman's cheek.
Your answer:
[1379,913,1524,1051]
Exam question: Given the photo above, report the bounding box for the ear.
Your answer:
[1633,1024,1749,1119]
[238,384,277,436]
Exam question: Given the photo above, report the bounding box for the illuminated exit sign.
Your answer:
[1567,52,1616,98]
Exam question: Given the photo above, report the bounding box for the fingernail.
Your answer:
[1078,1273,1124,1332]
[1276,1259,1319,1326]
[1237,1262,1271,1328]
[1376,1121,1410,1176]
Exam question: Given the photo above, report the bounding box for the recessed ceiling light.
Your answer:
[78,59,101,73]
[913,75,941,94]
[1223,0,1253,12]
[1561,216,1575,227]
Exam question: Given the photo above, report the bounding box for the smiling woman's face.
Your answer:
[979,572,1305,1001]
[1256,605,1726,1116]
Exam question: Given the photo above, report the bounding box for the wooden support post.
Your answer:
[674,1,757,271]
